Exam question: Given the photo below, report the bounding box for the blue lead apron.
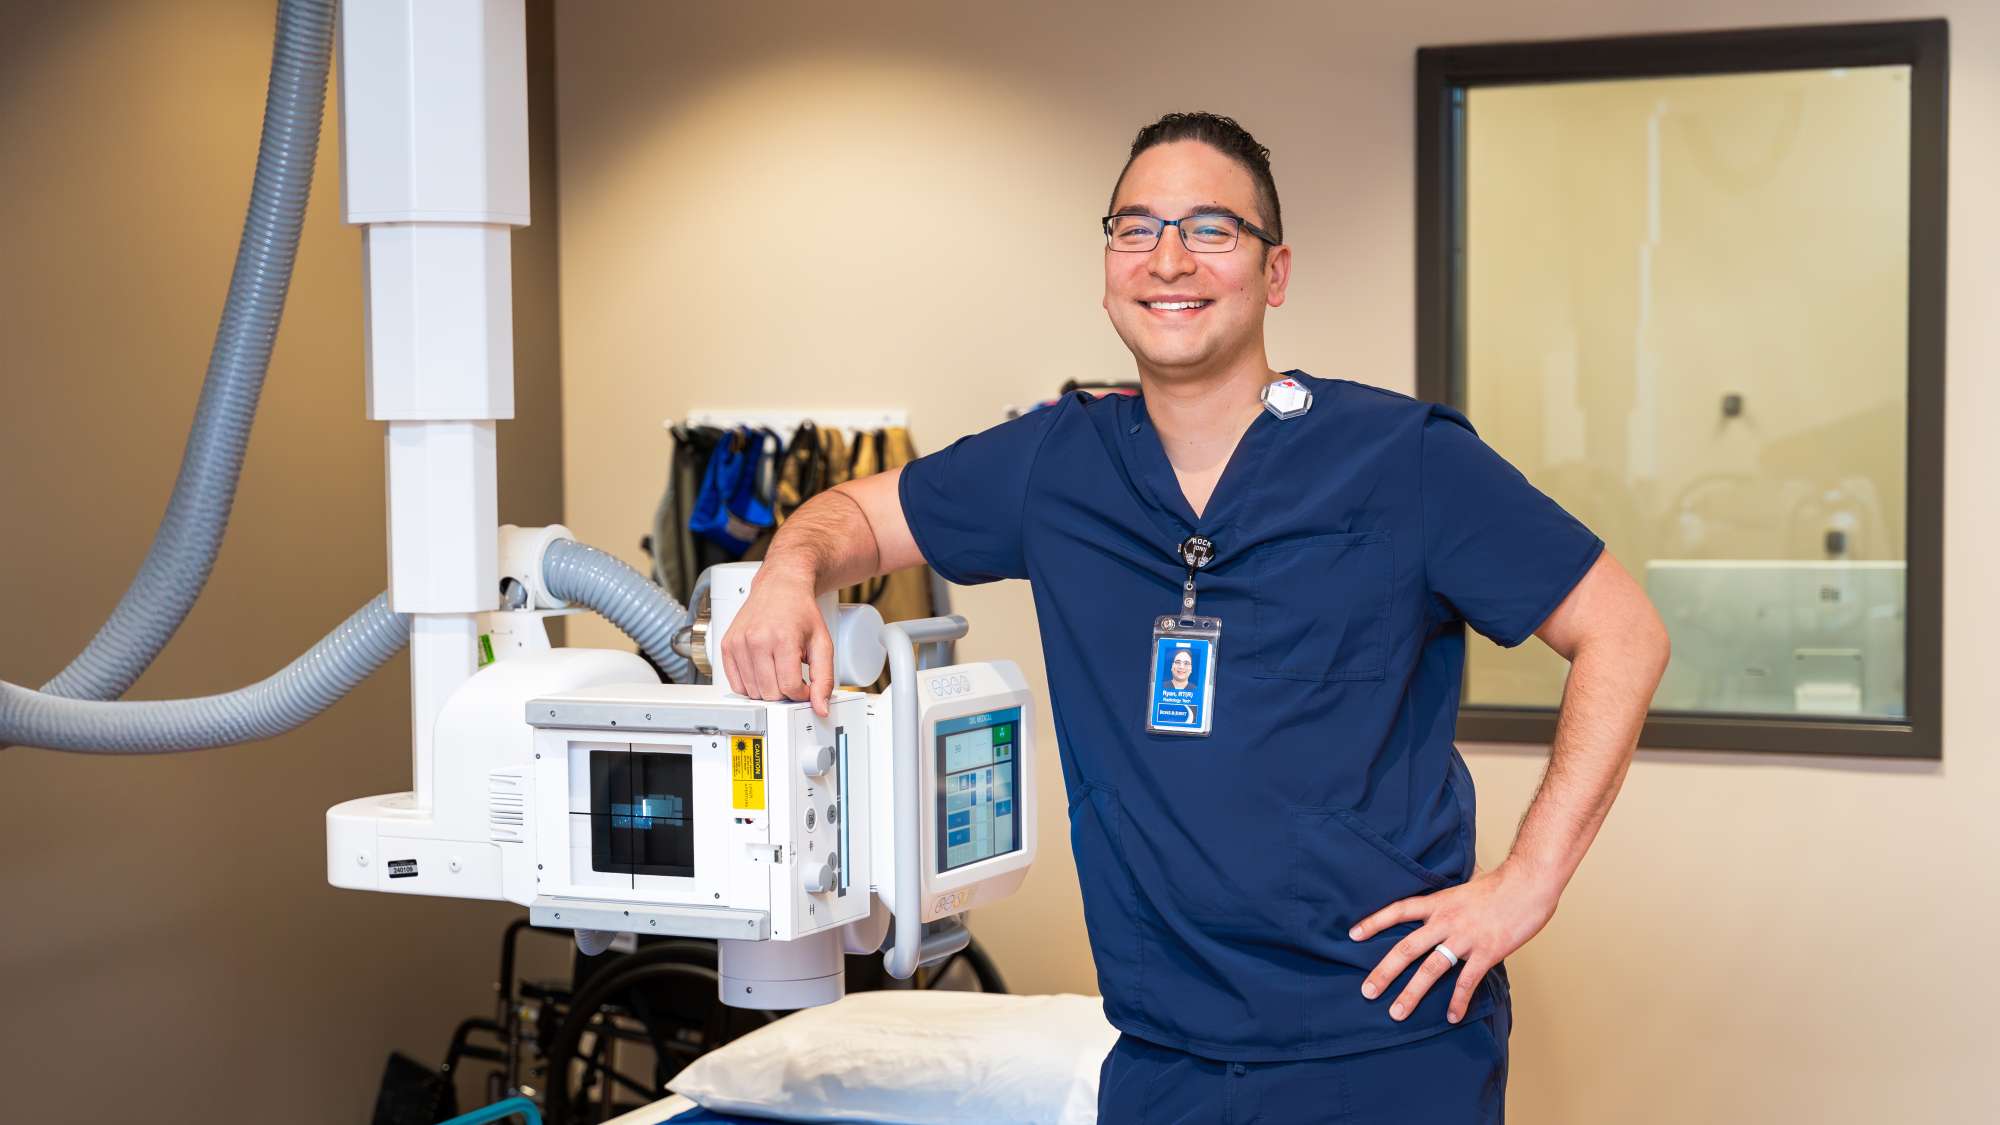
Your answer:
[899,372,1603,1062]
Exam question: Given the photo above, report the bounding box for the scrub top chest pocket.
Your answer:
[1249,530,1393,681]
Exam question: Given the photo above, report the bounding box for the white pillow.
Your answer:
[667,990,1118,1124]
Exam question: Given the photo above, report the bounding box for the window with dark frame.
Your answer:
[1415,20,1947,759]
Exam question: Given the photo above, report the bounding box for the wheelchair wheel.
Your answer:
[542,945,777,1125]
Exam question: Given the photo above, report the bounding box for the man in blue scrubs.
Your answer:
[724,112,1672,1122]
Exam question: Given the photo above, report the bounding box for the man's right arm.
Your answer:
[725,402,1054,714]
[719,467,920,716]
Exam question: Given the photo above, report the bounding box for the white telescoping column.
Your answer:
[339,0,529,811]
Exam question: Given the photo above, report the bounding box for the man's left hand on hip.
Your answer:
[1348,858,1563,1025]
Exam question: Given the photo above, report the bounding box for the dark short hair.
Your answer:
[1109,112,1282,244]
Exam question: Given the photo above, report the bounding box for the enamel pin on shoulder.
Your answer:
[1261,376,1312,420]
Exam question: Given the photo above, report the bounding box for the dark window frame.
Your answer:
[1415,20,1949,760]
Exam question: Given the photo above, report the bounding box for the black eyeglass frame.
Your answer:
[1100,211,1282,253]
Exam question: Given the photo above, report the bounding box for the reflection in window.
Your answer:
[1459,67,1910,720]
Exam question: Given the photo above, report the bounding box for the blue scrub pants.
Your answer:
[1096,1001,1510,1124]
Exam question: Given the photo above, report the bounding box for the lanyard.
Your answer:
[1178,535,1215,614]
[1150,536,1223,739]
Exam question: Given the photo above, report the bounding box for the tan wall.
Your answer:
[0,2,566,1121]
[555,1,1996,1121]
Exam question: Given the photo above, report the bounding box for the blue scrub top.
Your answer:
[898,372,1604,1062]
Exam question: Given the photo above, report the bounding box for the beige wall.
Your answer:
[556,1,1996,1121]
[0,2,566,1122]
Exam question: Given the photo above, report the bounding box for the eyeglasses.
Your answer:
[1101,211,1280,253]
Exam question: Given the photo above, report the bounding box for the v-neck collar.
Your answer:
[1121,388,1278,550]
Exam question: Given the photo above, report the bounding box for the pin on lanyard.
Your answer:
[1178,535,1215,614]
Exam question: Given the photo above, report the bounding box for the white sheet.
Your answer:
[601,1091,699,1125]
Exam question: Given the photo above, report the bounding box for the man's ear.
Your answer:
[1264,243,1292,309]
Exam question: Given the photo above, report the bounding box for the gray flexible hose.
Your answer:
[1,595,409,754]
[542,540,695,684]
[41,0,336,702]
[1,538,688,753]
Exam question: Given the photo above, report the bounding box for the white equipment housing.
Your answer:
[526,683,879,1008]
[326,0,1038,1010]
[330,565,1037,1008]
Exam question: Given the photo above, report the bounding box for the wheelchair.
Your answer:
[375,916,1008,1125]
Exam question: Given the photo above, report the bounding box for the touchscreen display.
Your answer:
[934,708,1022,873]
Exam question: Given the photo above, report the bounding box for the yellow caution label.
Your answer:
[731,735,766,810]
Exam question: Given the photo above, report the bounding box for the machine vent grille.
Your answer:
[489,772,527,843]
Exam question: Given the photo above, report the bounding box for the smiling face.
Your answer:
[1103,140,1291,382]
[1170,649,1194,687]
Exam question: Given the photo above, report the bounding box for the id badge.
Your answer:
[1147,615,1221,737]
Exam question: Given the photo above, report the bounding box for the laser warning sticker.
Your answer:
[732,735,766,810]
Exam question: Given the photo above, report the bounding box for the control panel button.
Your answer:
[803,859,835,894]
[801,743,834,777]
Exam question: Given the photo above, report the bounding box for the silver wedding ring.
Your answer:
[1433,943,1459,968]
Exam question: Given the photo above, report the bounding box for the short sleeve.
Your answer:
[1421,405,1604,647]
[897,404,1059,585]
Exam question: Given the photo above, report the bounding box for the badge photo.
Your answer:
[1148,630,1216,736]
